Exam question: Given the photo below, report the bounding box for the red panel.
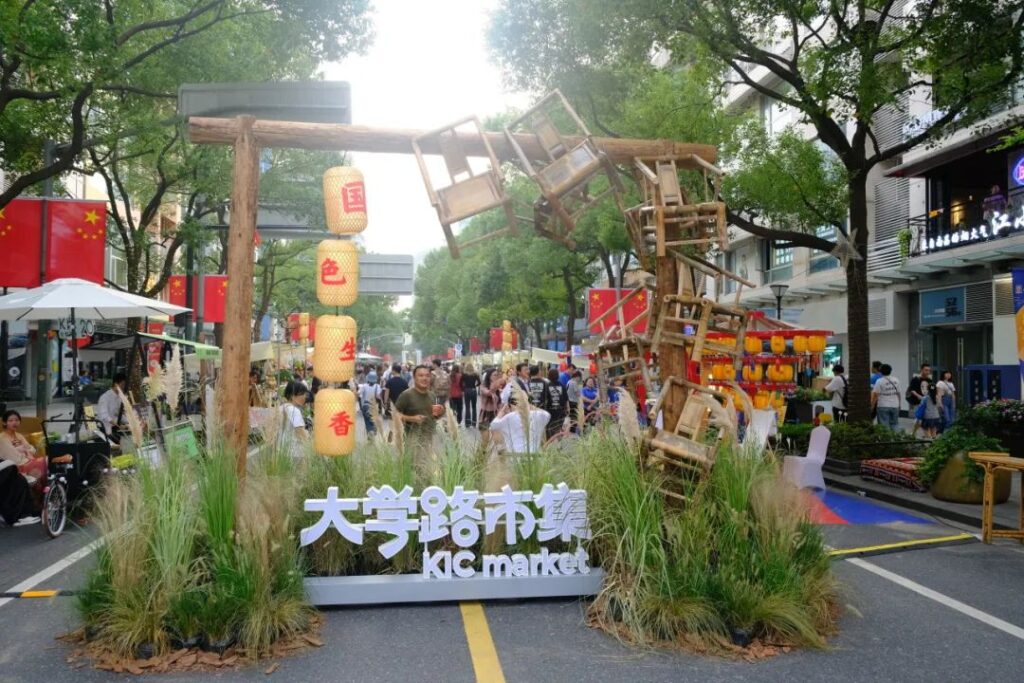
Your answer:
[0,198,43,287]
[46,200,106,283]
[202,275,228,323]
[166,275,187,307]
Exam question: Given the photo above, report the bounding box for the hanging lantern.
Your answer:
[589,361,598,376]
[723,364,736,381]
[313,315,357,382]
[780,365,794,382]
[317,239,359,306]
[793,335,808,354]
[754,391,771,410]
[770,335,786,354]
[808,335,827,353]
[314,388,357,456]
[323,166,368,234]
[744,336,762,354]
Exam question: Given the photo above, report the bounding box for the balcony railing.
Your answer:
[868,236,902,273]
[909,187,1024,256]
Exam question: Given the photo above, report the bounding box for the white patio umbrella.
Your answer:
[0,278,191,415]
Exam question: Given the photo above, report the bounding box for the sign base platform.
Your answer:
[305,570,604,606]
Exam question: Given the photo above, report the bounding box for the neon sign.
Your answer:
[1014,157,1024,187]
[920,204,1024,254]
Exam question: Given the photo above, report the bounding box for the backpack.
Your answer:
[433,369,451,395]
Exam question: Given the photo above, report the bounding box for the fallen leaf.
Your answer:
[125,664,143,675]
[221,655,238,667]
[265,662,280,675]
[178,653,197,667]
[301,634,323,648]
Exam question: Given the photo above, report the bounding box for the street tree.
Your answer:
[0,0,372,208]
[491,0,1024,420]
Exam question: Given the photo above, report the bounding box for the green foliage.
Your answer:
[577,433,836,649]
[778,423,814,452]
[917,427,1005,488]
[823,422,921,462]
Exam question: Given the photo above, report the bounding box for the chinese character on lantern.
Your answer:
[339,338,356,361]
[330,410,354,436]
[320,257,348,285]
[341,181,366,213]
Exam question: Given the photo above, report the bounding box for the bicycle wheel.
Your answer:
[41,482,67,539]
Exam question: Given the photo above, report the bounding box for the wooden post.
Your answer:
[221,116,261,474]
[655,255,685,431]
[187,117,717,167]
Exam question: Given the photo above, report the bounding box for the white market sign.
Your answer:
[300,483,604,605]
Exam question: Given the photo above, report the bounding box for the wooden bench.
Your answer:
[968,451,1024,544]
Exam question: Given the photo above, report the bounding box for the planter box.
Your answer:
[930,452,1011,504]
[823,457,861,476]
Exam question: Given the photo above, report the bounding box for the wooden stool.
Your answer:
[968,451,1024,544]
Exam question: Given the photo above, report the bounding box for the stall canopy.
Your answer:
[90,332,222,360]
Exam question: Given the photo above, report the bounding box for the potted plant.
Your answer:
[821,421,922,476]
[897,228,912,263]
[953,400,1024,459]
[917,427,1010,504]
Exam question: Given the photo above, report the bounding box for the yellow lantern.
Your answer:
[723,364,736,381]
[314,388,357,456]
[808,335,827,353]
[781,365,794,381]
[744,336,762,354]
[314,315,357,382]
[317,239,359,306]
[793,335,808,354]
[323,166,368,234]
[754,392,771,410]
[770,335,786,354]
[742,365,764,382]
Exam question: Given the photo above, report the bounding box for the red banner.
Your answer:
[288,313,301,343]
[587,288,649,334]
[489,328,502,351]
[0,198,43,287]
[166,275,188,307]
[202,275,228,324]
[469,337,483,354]
[46,199,106,283]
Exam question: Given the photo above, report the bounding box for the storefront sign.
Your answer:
[1011,268,1024,385]
[920,287,966,326]
[301,483,592,580]
[919,204,1024,254]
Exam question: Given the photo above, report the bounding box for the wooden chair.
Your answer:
[504,90,625,247]
[651,294,748,370]
[596,336,657,408]
[412,116,518,259]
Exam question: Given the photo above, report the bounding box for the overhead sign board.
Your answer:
[920,286,966,326]
[178,81,351,124]
[359,253,414,295]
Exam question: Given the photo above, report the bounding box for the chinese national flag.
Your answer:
[166,275,188,307]
[203,275,228,324]
[588,288,649,334]
[0,198,43,287]
[46,200,106,283]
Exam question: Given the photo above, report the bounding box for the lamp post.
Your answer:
[770,283,789,320]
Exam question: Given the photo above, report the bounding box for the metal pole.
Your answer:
[35,140,55,418]
[0,287,7,400]
[776,295,783,320]
[184,243,195,340]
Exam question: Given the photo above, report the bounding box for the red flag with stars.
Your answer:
[0,198,43,287]
[46,200,106,283]
[166,275,188,307]
[203,275,228,324]
[588,288,649,334]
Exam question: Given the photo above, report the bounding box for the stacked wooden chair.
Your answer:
[412,116,519,259]
[504,90,625,249]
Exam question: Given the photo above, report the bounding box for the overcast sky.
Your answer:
[320,0,528,274]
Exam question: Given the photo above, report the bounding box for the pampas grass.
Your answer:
[163,344,183,417]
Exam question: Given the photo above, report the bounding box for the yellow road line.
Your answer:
[828,533,975,558]
[459,602,506,683]
[19,590,59,598]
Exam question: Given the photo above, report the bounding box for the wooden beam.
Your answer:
[221,115,261,474]
[187,117,718,166]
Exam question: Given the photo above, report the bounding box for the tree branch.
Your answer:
[727,209,836,254]
[116,0,224,45]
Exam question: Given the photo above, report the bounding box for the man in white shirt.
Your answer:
[871,363,901,431]
[824,364,848,422]
[489,397,550,454]
[358,372,381,435]
[95,372,128,442]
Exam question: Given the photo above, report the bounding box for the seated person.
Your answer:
[0,461,39,526]
[95,372,128,443]
[0,409,46,486]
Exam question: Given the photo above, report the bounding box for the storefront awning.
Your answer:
[89,332,221,359]
[885,113,1020,178]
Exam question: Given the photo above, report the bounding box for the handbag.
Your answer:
[914,400,926,420]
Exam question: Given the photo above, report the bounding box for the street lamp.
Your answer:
[770,283,789,320]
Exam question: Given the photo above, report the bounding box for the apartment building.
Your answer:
[722,52,1024,401]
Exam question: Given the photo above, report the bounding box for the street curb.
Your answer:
[824,475,1015,531]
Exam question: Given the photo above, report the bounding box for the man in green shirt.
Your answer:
[395,364,445,450]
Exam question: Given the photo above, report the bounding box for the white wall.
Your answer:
[868,330,912,390]
[993,315,1017,366]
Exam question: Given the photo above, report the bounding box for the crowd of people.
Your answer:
[862,360,956,438]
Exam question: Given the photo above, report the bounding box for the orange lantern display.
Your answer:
[744,336,762,354]
[770,335,786,354]
[793,335,808,354]
[323,166,368,234]
[314,388,357,456]
[808,335,827,353]
[754,391,771,410]
[317,239,359,306]
[314,315,357,382]
[742,365,764,382]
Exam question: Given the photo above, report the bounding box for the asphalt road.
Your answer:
[2,500,1024,682]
